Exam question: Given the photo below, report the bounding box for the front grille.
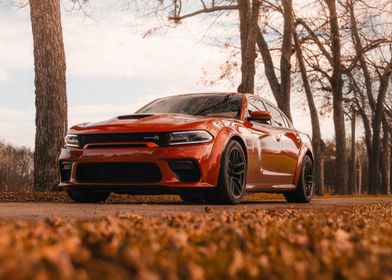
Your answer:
[76,162,162,183]
[86,144,147,149]
[78,133,169,148]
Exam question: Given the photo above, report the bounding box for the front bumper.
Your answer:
[58,142,219,192]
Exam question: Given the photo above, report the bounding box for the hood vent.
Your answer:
[117,114,154,120]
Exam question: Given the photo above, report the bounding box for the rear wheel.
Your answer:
[66,190,110,203]
[205,140,247,204]
[284,155,314,203]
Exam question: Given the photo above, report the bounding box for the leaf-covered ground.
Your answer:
[0,191,283,203]
[0,197,391,279]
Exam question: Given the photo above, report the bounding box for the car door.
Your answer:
[264,103,301,185]
[246,98,283,187]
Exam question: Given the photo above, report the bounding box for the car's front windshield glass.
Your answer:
[136,94,243,119]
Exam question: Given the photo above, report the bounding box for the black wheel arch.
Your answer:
[227,135,248,164]
[305,150,314,163]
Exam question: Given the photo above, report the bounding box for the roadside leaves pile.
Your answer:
[0,192,180,203]
[0,202,391,279]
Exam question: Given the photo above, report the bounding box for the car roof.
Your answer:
[159,92,245,98]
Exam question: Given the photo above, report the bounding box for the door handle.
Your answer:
[276,134,282,142]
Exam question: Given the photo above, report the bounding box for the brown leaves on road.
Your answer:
[0,201,391,279]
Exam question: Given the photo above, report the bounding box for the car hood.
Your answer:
[69,113,224,134]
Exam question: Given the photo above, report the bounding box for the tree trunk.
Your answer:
[256,0,293,120]
[237,0,260,94]
[293,28,324,195]
[30,0,67,191]
[368,61,392,194]
[357,154,362,194]
[348,0,376,111]
[380,117,390,194]
[348,108,356,194]
[390,139,392,193]
[278,0,293,121]
[325,0,348,194]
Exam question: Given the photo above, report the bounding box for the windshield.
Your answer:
[136,94,243,119]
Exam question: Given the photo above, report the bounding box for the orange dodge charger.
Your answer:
[59,93,314,204]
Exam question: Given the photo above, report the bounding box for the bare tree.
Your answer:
[381,115,390,194]
[0,141,33,192]
[255,0,294,120]
[348,106,356,194]
[165,1,295,119]
[30,0,67,191]
[295,0,348,193]
[237,0,260,93]
[346,0,392,193]
[168,0,261,93]
[324,0,348,194]
[369,58,392,193]
[293,25,325,195]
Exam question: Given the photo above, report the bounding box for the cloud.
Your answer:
[63,12,228,88]
[68,89,195,126]
[0,9,33,83]
[0,69,7,82]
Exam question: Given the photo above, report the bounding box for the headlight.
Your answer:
[65,134,79,148]
[168,130,213,145]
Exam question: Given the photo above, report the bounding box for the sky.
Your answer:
[0,0,339,148]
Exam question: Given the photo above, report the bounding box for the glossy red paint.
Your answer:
[59,93,313,195]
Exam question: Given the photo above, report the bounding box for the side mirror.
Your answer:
[249,111,272,122]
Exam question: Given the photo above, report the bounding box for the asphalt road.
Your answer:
[0,197,390,220]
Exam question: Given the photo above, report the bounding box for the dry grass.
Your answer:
[0,194,391,279]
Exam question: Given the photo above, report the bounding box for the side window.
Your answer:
[282,115,293,129]
[265,103,286,127]
[247,98,265,114]
[247,98,271,125]
[247,100,260,115]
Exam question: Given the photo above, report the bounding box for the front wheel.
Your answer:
[66,190,110,203]
[205,140,247,204]
[284,155,314,203]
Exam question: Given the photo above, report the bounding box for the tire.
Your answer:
[284,155,314,203]
[205,140,247,204]
[66,190,110,203]
[179,193,204,203]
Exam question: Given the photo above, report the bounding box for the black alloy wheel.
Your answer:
[205,140,247,204]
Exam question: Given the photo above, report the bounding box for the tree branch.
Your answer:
[169,5,239,22]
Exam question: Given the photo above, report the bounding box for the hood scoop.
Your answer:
[117,114,154,120]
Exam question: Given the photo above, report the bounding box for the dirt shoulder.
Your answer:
[0,192,390,220]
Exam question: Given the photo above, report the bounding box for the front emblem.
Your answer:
[143,136,160,141]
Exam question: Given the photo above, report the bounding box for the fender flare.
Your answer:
[293,146,314,186]
[207,128,248,186]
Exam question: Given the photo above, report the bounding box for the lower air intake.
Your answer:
[76,162,162,184]
[168,160,201,182]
